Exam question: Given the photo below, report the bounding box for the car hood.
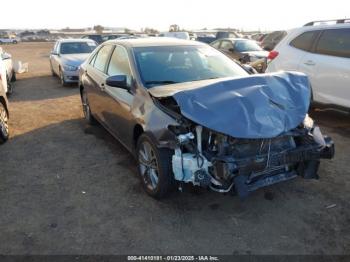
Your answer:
[241,50,269,58]
[149,72,311,139]
[60,53,90,67]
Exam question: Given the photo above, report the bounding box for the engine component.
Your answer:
[213,161,237,182]
[177,132,194,144]
[194,170,211,187]
[195,125,203,153]
[172,149,211,185]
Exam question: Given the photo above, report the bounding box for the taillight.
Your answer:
[268,50,279,60]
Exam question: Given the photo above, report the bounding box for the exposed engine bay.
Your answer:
[168,121,334,198]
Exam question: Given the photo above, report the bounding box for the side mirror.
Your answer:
[106,75,128,89]
[51,51,59,56]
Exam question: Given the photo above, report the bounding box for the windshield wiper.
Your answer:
[145,80,178,86]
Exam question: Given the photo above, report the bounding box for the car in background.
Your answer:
[50,39,97,86]
[216,31,241,39]
[251,33,268,45]
[79,38,334,199]
[196,31,240,44]
[159,32,190,40]
[0,48,16,94]
[103,34,126,41]
[0,77,9,143]
[82,34,103,44]
[0,36,18,44]
[266,19,350,110]
[261,30,287,51]
[211,38,269,71]
[118,35,142,40]
[251,33,267,41]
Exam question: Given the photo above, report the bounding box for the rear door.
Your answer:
[276,30,320,72]
[302,28,350,107]
[84,44,114,122]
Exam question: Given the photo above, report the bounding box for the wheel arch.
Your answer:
[133,124,144,149]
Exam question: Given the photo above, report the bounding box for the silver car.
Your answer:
[49,39,97,86]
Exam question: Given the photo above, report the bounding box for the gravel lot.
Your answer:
[0,42,349,255]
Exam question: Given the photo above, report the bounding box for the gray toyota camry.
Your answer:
[79,38,334,199]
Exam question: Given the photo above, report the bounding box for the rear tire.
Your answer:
[0,102,9,143]
[136,134,175,199]
[81,88,97,125]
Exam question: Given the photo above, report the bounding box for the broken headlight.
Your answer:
[303,114,314,129]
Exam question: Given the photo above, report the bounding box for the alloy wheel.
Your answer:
[138,141,159,191]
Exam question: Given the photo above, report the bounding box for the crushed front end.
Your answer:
[150,72,335,198]
[170,121,334,198]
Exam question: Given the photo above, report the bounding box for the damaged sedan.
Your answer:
[79,38,334,199]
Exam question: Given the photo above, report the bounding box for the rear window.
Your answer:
[290,31,318,51]
[93,45,114,72]
[315,28,350,58]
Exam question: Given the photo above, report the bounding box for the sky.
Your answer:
[2,0,349,31]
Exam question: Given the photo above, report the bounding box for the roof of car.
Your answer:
[214,38,255,42]
[57,38,97,43]
[289,22,350,34]
[105,37,206,48]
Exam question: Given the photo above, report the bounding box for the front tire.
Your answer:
[136,134,175,199]
[59,69,68,87]
[0,102,9,143]
[50,62,56,77]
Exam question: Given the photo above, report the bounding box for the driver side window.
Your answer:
[107,45,132,85]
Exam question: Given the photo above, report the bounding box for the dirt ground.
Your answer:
[0,42,349,255]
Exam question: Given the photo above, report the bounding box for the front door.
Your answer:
[102,45,135,148]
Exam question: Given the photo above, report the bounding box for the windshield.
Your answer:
[134,45,248,88]
[234,40,263,52]
[60,42,97,54]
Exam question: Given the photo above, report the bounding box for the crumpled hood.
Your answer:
[149,72,311,139]
[60,54,90,67]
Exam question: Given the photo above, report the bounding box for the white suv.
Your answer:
[266,19,350,110]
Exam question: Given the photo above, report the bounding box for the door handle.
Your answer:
[304,60,315,66]
[100,83,105,91]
